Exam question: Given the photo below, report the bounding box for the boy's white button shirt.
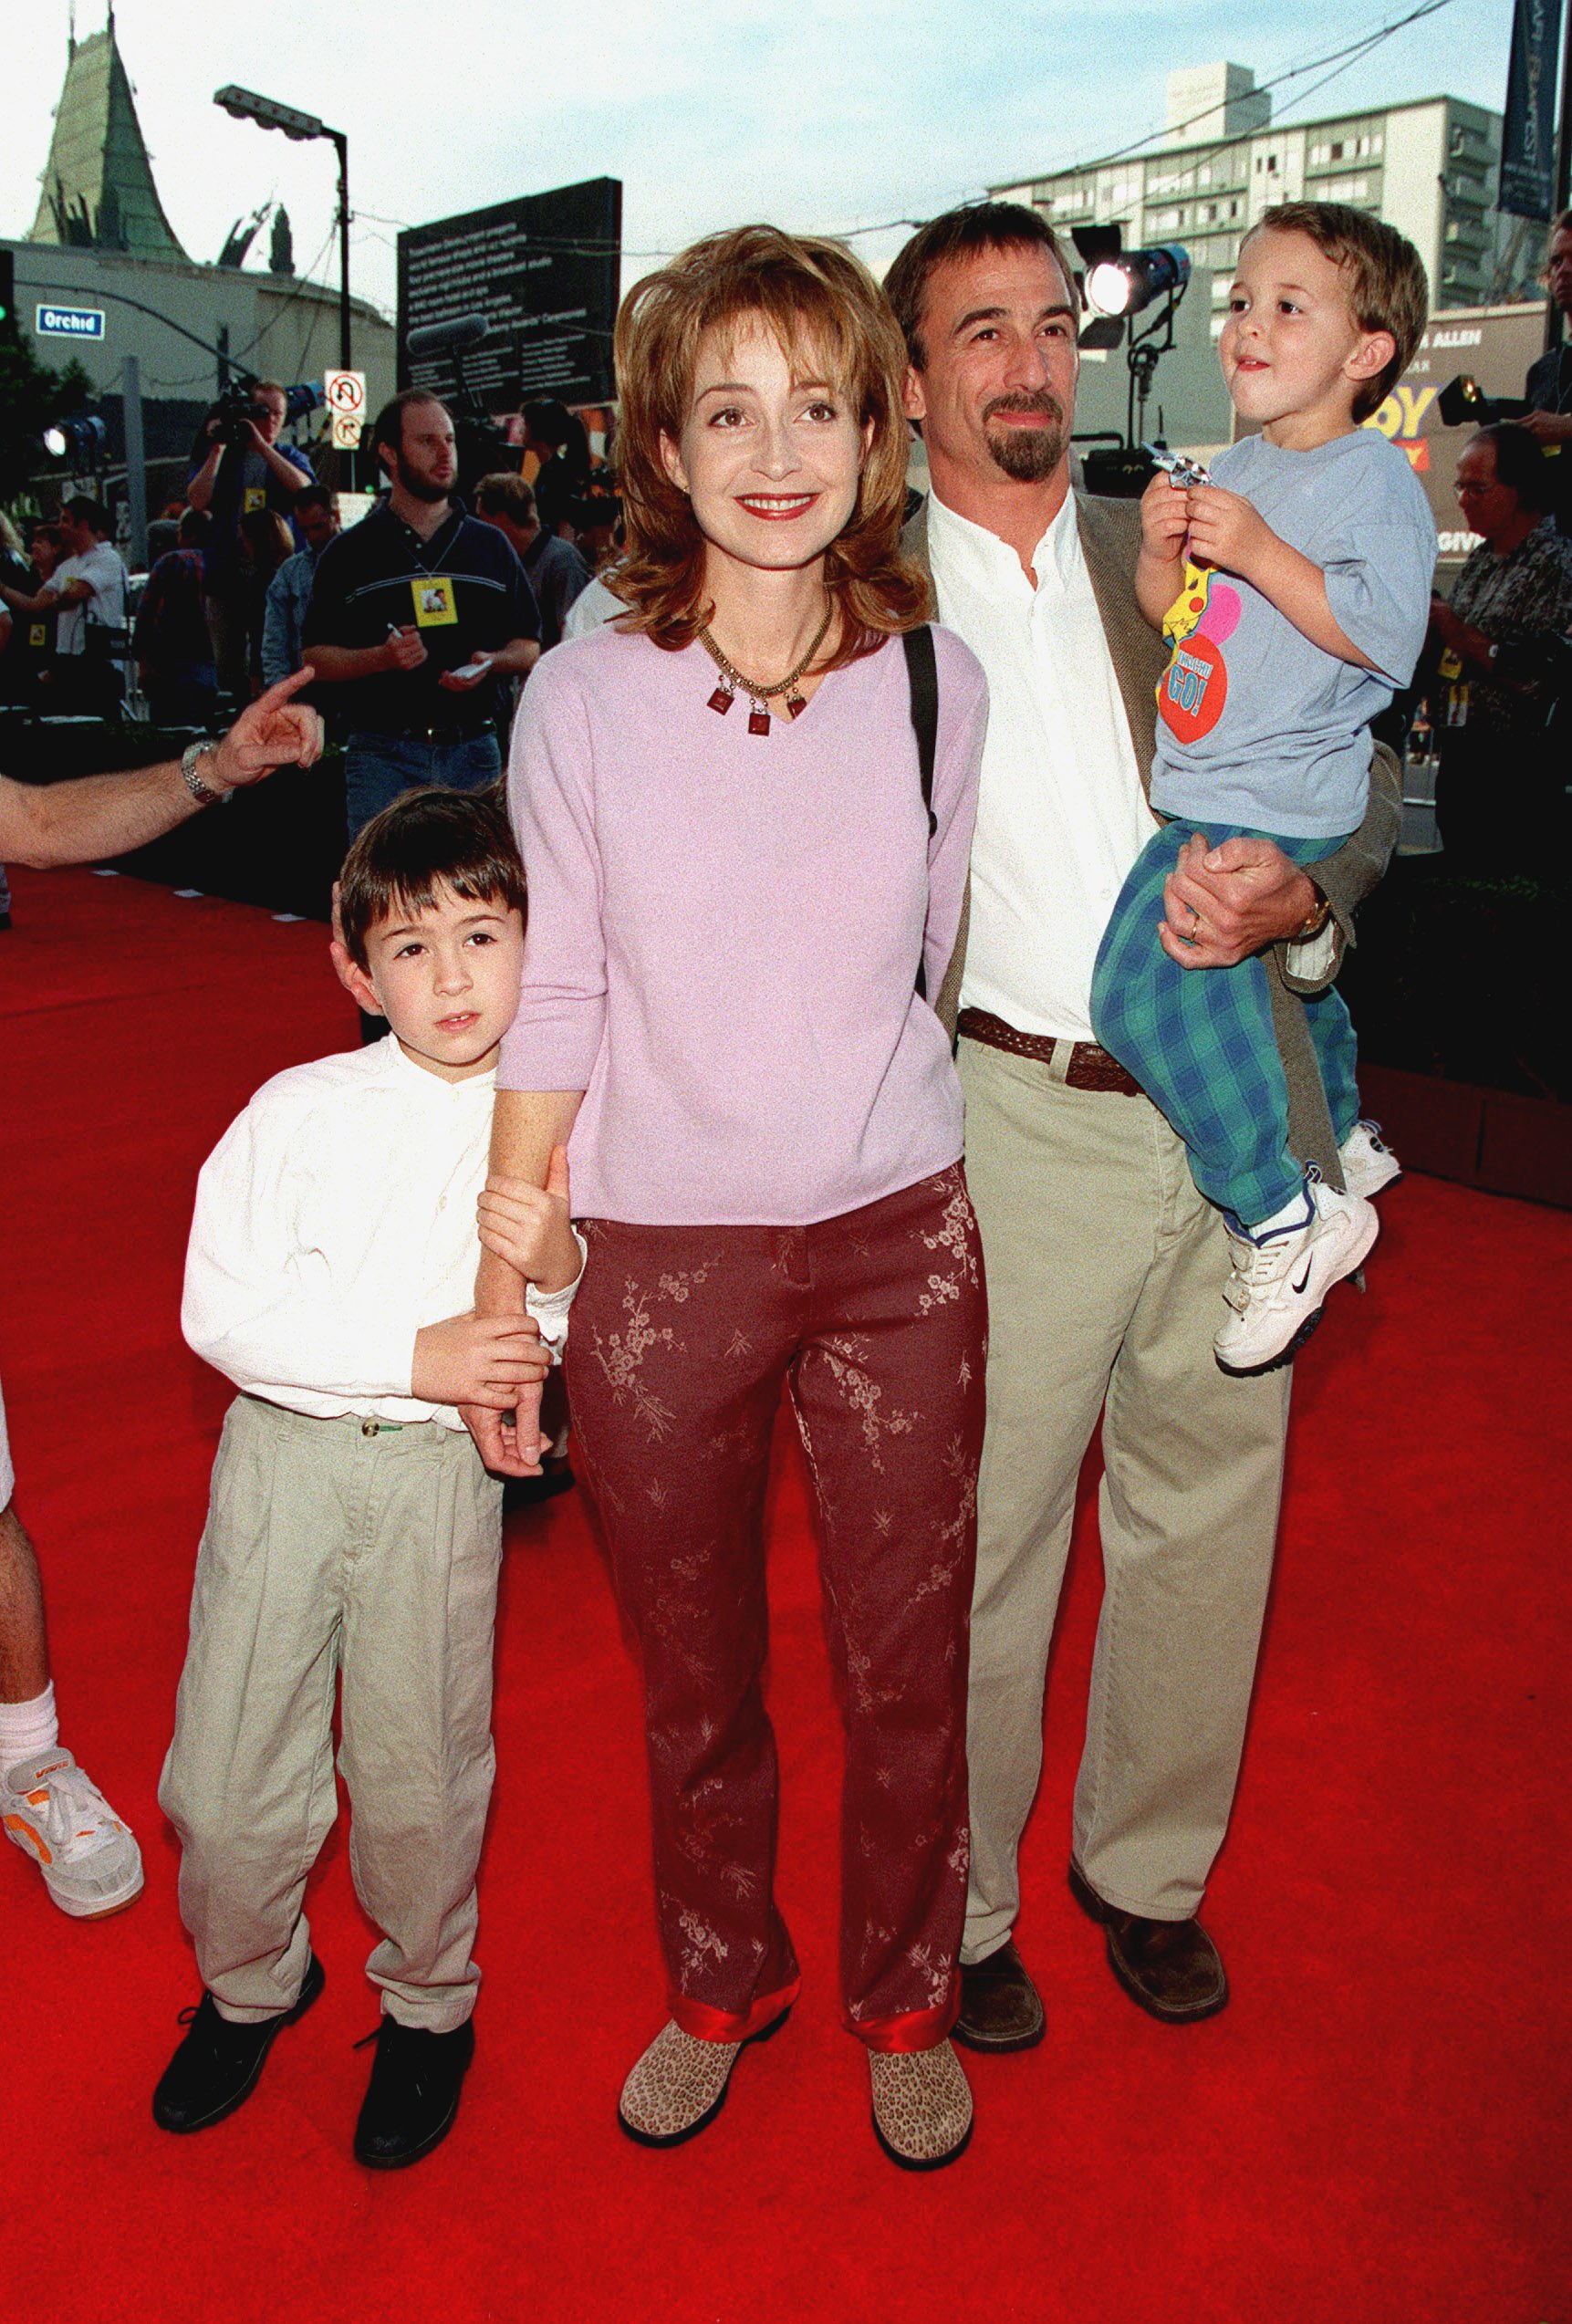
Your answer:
[182,1037,577,1429]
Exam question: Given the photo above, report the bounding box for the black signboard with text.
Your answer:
[397,178,620,408]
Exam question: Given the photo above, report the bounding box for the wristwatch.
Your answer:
[180,741,227,808]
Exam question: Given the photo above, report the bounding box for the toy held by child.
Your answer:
[1091,203,1435,1374]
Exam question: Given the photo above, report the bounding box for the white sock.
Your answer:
[0,1683,59,1780]
[1249,1187,1313,1240]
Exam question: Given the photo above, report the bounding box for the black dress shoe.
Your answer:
[353,2016,475,2170]
[1068,1860,1228,2023]
[953,1940,1046,2052]
[153,1953,326,2131]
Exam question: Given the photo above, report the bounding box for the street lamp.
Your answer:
[213,84,351,372]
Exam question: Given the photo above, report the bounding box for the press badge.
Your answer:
[411,575,458,627]
[29,624,46,648]
[243,486,266,514]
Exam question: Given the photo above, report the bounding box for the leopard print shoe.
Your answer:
[868,2039,973,2171]
[617,2009,789,2148]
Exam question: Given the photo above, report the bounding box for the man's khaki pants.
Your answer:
[160,1396,503,2029]
[957,1037,1290,1962]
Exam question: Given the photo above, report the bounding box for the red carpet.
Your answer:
[2,865,1567,2324]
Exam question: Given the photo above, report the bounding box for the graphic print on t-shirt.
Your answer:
[1157,560,1242,746]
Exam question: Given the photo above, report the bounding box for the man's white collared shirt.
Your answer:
[927,488,1156,1045]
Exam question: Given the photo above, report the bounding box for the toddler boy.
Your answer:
[153,787,581,2167]
[1091,203,1435,1373]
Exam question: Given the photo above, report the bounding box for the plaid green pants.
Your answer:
[1090,821,1359,1229]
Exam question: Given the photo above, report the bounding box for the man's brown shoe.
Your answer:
[1068,1860,1228,2023]
[953,1940,1046,2052]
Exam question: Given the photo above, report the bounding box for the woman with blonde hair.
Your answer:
[473,225,989,2167]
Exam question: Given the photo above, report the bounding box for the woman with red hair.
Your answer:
[475,225,989,2168]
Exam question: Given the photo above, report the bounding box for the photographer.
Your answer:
[302,391,539,839]
[186,380,313,697]
[1428,425,1572,861]
[0,498,128,719]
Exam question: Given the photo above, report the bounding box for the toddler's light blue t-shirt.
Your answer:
[1149,428,1436,839]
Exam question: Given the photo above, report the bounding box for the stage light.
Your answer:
[41,414,108,463]
[1084,245,1192,319]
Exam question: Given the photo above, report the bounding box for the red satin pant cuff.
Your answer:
[670,1975,801,2046]
[849,1976,960,2054]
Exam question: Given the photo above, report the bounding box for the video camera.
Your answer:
[207,377,323,446]
[1437,374,1532,428]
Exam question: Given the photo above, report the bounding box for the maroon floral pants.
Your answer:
[566,1165,987,2051]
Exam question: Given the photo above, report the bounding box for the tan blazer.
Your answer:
[904,491,1402,1178]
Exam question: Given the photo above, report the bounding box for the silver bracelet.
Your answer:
[180,741,226,808]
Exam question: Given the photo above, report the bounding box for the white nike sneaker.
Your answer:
[1338,1120,1402,1200]
[1214,1183,1379,1376]
[2,1746,144,1919]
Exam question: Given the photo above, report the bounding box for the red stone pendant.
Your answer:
[708,685,734,715]
[785,689,806,718]
[747,707,772,737]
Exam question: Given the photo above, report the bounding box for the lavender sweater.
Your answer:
[498,621,988,1225]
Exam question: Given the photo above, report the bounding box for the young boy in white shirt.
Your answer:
[153,787,582,2169]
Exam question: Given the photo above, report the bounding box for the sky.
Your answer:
[1,0,1525,322]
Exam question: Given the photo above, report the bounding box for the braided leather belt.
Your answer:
[957,1006,1145,1097]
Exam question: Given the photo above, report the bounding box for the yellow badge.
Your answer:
[243,486,266,514]
[28,624,47,649]
[1437,647,1463,682]
[411,575,458,628]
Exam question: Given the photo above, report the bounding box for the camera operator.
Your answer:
[302,391,540,839]
[1427,424,1572,862]
[186,380,314,698]
[0,498,129,719]
[473,472,589,651]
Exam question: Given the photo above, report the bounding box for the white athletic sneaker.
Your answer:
[1339,1120,1402,1200]
[2,1746,144,1919]
[1214,1182,1379,1376]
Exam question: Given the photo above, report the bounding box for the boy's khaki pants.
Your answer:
[160,1396,503,2030]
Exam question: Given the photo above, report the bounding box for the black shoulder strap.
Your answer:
[902,624,939,999]
[902,623,939,840]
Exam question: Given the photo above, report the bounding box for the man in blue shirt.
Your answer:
[302,393,539,839]
[261,486,340,688]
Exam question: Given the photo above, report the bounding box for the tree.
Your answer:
[0,326,94,507]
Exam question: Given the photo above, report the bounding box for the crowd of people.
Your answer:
[0,197,1567,2182]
